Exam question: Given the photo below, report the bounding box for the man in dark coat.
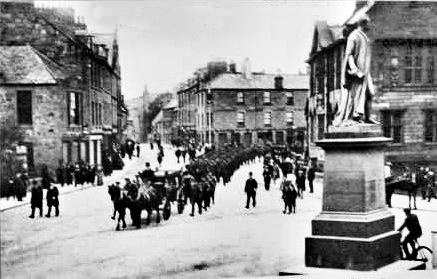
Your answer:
[136,143,140,158]
[181,149,187,163]
[307,166,316,193]
[140,163,155,185]
[41,164,51,189]
[244,172,258,209]
[296,169,306,198]
[14,173,27,201]
[29,181,43,218]
[263,167,271,191]
[66,162,74,185]
[56,164,65,187]
[46,184,59,217]
[175,148,182,163]
[398,208,422,259]
[157,153,163,167]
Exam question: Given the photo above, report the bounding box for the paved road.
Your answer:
[1,145,436,278]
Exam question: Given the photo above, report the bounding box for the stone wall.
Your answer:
[0,85,68,172]
[212,89,307,131]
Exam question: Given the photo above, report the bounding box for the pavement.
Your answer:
[1,144,436,278]
[0,144,190,212]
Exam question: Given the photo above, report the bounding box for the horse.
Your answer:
[181,174,203,217]
[108,184,128,231]
[386,177,420,209]
[126,183,162,228]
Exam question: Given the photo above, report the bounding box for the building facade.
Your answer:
[177,61,309,151]
[0,1,128,172]
[306,1,437,167]
[125,86,151,142]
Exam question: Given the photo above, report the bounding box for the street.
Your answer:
[1,145,437,279]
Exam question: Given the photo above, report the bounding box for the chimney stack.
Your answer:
[274,69,283,90]
[229,62,237,73]
[241,58,252,79]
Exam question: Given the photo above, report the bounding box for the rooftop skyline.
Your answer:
[36,0,356,100]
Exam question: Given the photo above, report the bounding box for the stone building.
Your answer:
[0,45,68,172]
[125,86,151,142]
[0,1,128,172]
[150,99,177,145]
[177,61,309,151]
[306,0,437,167]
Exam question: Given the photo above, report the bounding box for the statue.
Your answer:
[333,14,378,127]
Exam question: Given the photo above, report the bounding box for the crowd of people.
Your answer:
[242,147,317,214]
[55,161,99,187]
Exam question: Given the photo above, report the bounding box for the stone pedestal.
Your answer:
[305,124,400,271]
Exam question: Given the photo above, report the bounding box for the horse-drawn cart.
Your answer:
[151,170,182,220]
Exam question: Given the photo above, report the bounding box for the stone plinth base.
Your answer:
[305,125,400,271]
[306,210,401,270]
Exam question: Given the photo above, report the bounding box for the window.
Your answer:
[263,91,271,104]
[427,56,435,84]
[286,92,294,105]
[68,92,80,125]
[264,112,271,126]
[97,103,102,125]
[286,111,294,124]
[91,101,95,125]
[424,110,437,142]
[17,91,32,125]
[237,92,244,104]
[404,46,422,84]
[382,110,403,143]
[206,92,213,104]
[237,112,245,126]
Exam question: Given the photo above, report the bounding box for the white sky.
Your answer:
[35,0,356,100]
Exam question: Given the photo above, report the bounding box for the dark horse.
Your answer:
[108,184,128,231]
[126,185,162,228]
[181,174,203,217]
[386,177,420,209]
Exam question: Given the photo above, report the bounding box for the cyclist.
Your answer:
[398,208,422,259]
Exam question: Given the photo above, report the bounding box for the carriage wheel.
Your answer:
[163,203,171,220]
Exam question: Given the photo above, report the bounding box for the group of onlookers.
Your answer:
[259,150,317,214]
[415,167,436,202]
[55,161,98,187]
[28,181,59,218]
[174,145,197,164]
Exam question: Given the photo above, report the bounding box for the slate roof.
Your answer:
[309,21,344,58]
[163,99,177,109]
[206,73,309,90]
[0,45,64,85]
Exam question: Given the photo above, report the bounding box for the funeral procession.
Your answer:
[1,0,437,278]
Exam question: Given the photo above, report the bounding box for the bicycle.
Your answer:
[400,239,433,269]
